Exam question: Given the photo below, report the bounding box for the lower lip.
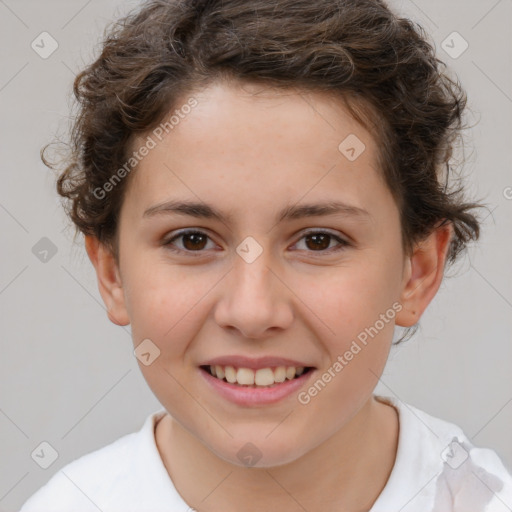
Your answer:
[199,367,315,406]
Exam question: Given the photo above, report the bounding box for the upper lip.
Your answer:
[200,355,314,370]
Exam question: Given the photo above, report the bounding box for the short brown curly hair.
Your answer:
[46,0,481,266]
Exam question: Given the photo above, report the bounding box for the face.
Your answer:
[107,81,412,467]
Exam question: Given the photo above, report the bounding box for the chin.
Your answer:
[207,433,310,469]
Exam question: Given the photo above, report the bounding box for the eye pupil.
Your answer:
[183,232,207,250]
[306,233,330,251]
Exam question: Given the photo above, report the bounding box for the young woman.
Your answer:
[20,0,512,510]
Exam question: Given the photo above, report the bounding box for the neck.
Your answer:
[155,395,398,512]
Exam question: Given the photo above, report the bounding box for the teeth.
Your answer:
[286,366,296,380]
[224,365,237,383]
[207,364,309,386]
[274,366,286,383]
[236,368,255,385]
[255,368,274,386]
[215,365,225,379]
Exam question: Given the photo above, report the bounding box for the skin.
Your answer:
[86,79,452,511]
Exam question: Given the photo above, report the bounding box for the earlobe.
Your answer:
[84,235,130,326]
[395,222,453,327]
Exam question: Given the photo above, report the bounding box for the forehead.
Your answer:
[122,80,395,227]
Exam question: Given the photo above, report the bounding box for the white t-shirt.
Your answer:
[19,394,512,512]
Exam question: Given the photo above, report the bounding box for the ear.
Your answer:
[84,235,130,326]
[395,222,453,327]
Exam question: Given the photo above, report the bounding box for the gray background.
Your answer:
[1,0,511,510]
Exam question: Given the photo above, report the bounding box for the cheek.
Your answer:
[124,260,217,351]
[295,252,402,398]
[303,260,400,339]
[125,258,199,339]
[125,265,212,410]
[296,266,397,428]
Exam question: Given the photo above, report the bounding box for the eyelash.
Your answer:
[162,229,350,256]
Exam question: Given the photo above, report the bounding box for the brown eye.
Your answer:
[304,233,331,251]
[164,230,214,254]
[163,229,349,257]
[181,232,208,250]
[294,230,349,253]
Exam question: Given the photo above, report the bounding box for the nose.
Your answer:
[213,250,294,340]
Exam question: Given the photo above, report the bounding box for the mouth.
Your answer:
[199,364,315,388]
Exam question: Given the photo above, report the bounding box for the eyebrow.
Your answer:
[143,199,371,224]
